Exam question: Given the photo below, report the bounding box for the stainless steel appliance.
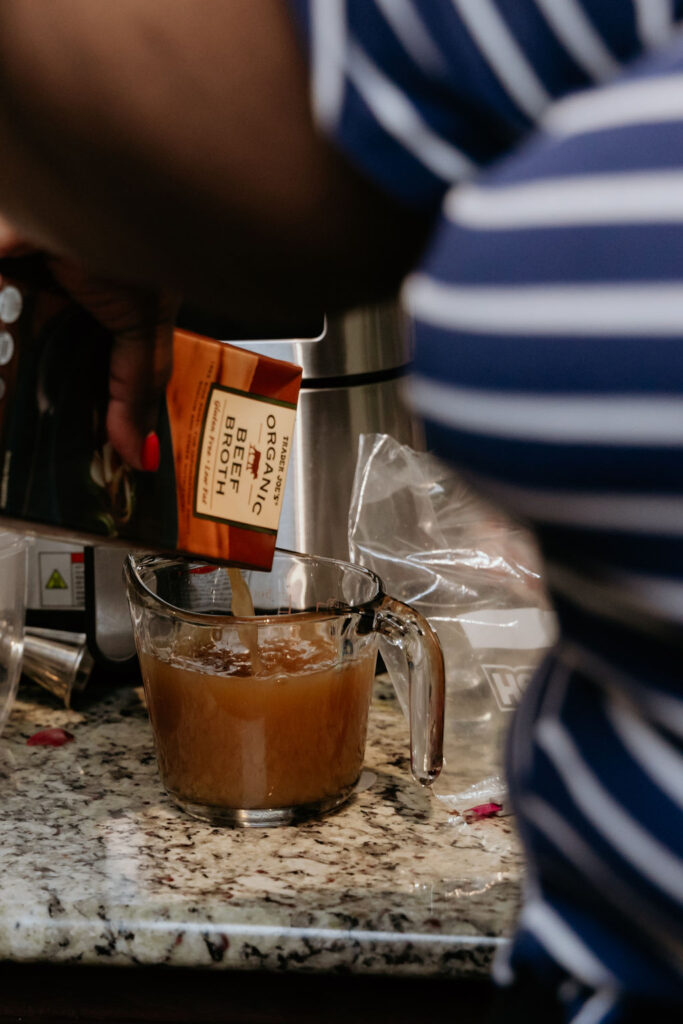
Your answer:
[238,300,424,560]
[26,540,139,669]
[25,301,423,677]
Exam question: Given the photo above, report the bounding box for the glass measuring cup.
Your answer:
[125,549,445,826]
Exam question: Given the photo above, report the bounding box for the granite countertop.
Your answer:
[0,675,523,978]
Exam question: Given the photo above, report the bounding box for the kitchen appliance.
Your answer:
[26,540,139,673]
[25,300,423,677]
[238,300,424,559]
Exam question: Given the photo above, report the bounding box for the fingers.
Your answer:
[44,257,178,469]
[106,320,174,470]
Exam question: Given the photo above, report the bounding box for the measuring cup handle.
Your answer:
[374,596,445,786]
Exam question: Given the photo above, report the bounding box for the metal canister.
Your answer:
[237,300,424,560]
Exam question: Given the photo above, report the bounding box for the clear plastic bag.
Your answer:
[348,434,557,813]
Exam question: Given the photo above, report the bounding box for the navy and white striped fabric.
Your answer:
[287,3,683,1020]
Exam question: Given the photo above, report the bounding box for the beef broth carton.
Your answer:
[0,262,302,569]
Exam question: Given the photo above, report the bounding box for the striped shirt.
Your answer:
[287,2,683,1020]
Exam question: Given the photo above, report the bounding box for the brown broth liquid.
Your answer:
[226,568,260,670]
[140,634,376,810]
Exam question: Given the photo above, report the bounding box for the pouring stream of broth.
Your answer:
[227,567,261,671]
[227,567,255,617]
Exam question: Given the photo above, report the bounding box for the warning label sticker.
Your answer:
[46,569,68,590]
[38,551,85,608]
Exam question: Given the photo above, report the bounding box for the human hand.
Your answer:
[45,258,177,471]
[0,215,177,471]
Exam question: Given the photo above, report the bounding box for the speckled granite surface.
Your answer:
[0,676,523,977]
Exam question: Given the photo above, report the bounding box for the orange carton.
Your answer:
[166,328,301,568]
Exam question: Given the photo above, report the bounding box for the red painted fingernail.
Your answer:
[141,431,160,472]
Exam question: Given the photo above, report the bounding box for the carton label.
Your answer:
[193,385,296,534]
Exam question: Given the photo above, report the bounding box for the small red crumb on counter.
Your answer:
[26,728,75,747]
[467,802,503,820]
